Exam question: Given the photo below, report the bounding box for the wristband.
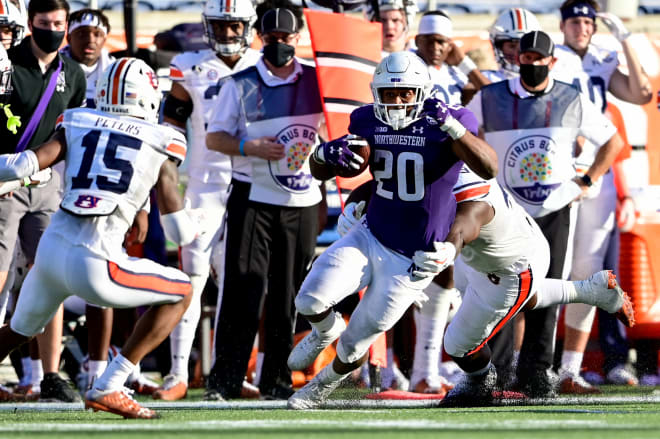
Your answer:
[238,139,247,157]
[457,56,477,76]
[441,116,467,140]
[580,174,593,187]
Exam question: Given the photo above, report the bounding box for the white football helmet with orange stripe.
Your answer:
[95,58,161,124]
[489,8,541,73]
[0,0,25,48]
[0,44,11,105]
[202,0,257,56]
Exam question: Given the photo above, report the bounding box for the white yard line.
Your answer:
[0,419,638,432]
[1,395,660,412]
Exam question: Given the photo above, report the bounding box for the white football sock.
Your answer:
[410,284,453,386]
[94,353,135,391]
[312,311,342,335]
[87,360,107,387]
[169,274,207,381]
[18,356,31,387]
[253,351,265,387]
[30,359,43,387]
[533,279,577,309]
[318,362,349,384]
[560,350,584,378]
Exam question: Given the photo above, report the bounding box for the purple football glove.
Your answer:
[423,98,467,140]
[313,134,366,170]
[422,98,451,125]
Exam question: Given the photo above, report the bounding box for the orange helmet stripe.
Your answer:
[514,8,524,30]
[111,58,130,105]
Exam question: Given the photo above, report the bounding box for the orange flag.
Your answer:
[306,9,387,371]
[305,9,381,192]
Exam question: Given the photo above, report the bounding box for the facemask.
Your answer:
[386,108,407,130]
[519,63,549,88]
[263,42,295,68]
[216,42,242,56]
[31,27,65,53]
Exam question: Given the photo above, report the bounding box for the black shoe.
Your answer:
[260,385,294,400]
[439,364,497,408]
[203,388,227,401]
[40,373,82,402]
[515,368,558,399]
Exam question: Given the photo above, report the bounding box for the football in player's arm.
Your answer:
[310,97,498,182]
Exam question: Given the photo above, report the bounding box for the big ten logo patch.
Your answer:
[503,134,560,205]
[269,124,317,193]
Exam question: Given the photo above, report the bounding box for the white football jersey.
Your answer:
[428,63,468,105]
[482,68,516,83]
[169,48,261,186]
[61,46,115,108]
[553,43,618,114]
[52,108,187,260]
[453,165,544,273]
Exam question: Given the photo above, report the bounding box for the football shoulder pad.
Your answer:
[169,49,214,82]
[156,125,188,165]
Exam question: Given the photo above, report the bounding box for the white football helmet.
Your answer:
[95,58,161,124]
[489,8,541,73]
[0,0,26,48]
[367,0,418,30]
[0,44,11,105]
[203,0,257,56]
[371,51,431,130]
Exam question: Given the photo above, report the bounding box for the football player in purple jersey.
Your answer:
[284,50,498,409]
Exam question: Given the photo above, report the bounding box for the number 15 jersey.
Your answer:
[50,107,187,260]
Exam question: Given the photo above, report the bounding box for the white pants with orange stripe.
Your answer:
[10,228,191,337]
[444,241,549,358]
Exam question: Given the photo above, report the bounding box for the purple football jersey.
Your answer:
[348,104,478,257]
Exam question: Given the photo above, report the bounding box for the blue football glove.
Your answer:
[313,134,366,170]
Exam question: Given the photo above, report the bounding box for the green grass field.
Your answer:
[2,387,660,439]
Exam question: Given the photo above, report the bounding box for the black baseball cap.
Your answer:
[520,30,555,58]
[261,8,298,34]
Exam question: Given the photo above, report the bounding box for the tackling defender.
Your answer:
[0,58,200,419]
[336,162,634,407]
